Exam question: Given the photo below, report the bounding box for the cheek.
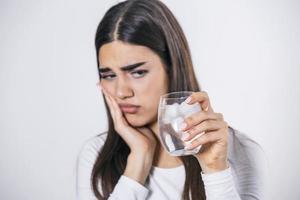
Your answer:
[135,76,168,116]
[100,81,115,95]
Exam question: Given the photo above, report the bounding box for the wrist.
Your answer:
[124,153,154,185]
[199,158,229,174]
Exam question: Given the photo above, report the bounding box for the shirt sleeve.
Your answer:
[201,167,242,200]
[76,135,102,200]
[76,134,149,200]
[108,175,149,199]
[229,131,269,200]
[200,128,268,200]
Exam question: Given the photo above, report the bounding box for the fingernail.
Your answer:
[185,96,192,104]
[96,82,102,90]
[181,132,189,141]
[180,122,187,131]
[204,106,209,111]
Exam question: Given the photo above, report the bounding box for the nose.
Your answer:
[115,77,134,99]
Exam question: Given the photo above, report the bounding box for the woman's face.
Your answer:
[98,40,169,127]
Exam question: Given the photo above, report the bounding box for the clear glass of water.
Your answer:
[158,91,203,156]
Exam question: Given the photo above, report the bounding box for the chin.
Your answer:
[125,114,150,128]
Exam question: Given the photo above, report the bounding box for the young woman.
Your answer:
[76,0,266,199]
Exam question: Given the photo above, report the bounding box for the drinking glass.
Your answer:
[158,91,204,156]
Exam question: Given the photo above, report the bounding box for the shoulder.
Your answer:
[77,132,108,166]
[227,127,268,198]
[228,127,267,166]
[76,132,108,199]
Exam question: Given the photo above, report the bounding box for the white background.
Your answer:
[1,0,299,199]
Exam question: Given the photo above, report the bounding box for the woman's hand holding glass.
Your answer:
[181,91,229,174]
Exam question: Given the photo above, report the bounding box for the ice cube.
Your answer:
[162,116,172,124]
[171,116,184,133]
[165,134,175,152]
[179,101,201,117]
[164,103,180,119]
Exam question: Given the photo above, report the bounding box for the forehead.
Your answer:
[99,40,158,68]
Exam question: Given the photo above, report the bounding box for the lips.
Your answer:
[119,103,140,114]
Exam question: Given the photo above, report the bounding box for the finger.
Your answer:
[182,119,227,142]
[96,81,101,89]
[185,129,224,150]
[107,96,117,121]
[101,87,117,120]
[181,112,223,131]
[185,91,213,113]
[109,93,125,120]
[101,87,129,128]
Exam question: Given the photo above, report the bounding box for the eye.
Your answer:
[101,74,116,80]
[131,70,148,78]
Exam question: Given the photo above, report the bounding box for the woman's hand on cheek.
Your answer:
[97,82,157,184]
[97,82,157,156]
[181,91,229,174]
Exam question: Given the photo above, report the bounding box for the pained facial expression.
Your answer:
[99,40,169,127]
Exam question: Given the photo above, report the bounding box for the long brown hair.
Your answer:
[92,0,205,199]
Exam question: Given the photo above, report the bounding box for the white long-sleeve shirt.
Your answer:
[76,127,267,199]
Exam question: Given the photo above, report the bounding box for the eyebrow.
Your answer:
[99,62,147,73]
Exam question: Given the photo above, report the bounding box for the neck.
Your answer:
[148,121,183,168]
